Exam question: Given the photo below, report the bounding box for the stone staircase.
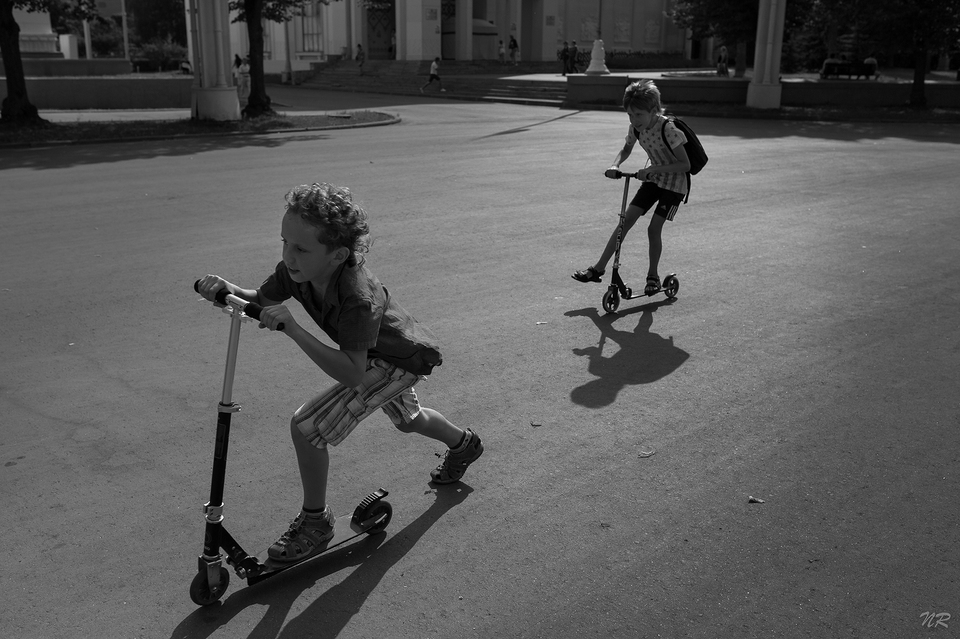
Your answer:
[299,59,567,107]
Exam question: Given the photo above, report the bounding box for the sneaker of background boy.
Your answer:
[430,428,483,484]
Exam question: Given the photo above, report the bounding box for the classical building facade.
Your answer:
[228,0,695,76]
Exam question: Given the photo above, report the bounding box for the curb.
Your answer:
[0,112,401,150]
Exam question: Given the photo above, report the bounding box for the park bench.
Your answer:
[819,61,877,80]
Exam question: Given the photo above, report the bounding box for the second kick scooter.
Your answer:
[600,170,679,314]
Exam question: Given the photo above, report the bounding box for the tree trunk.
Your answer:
[241,0,273,118]
[734,41,747,78]
[0,0,44,125]
[909,40,928,108]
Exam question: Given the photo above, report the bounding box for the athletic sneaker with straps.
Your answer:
[430,428,484,484]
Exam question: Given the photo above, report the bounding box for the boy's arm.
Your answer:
[641,142,690,178]
[606,141,635,175]
[256,302,368,388]
[196,274,260,304]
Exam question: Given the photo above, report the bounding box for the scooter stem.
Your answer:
[612,175,632,272]
[220,307,244,406]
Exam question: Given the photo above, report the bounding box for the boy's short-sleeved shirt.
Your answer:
[259,261,442,375]
[626,117,689,195]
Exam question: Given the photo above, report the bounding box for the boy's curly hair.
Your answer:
[284,183,371,266]
[622,79,664,115]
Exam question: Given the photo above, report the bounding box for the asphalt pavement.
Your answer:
[2,91,959,639]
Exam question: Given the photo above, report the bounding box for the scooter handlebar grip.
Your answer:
[193,279,229,305]
[242,302,284,332]
[194,279,283,330]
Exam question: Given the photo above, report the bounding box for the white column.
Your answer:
[190,0,241,120]
[746,0,787,109]
[456,0,474,60]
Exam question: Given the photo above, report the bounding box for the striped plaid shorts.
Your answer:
[293,358,424,448]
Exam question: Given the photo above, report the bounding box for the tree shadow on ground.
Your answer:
[0,132,332,171]
[565,300,690,408]
[168,484,473,639]
[679,113,960,144]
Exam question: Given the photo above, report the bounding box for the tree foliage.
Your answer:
[671,0,758,44]
[671,0,960,107]
[127,0,186,46]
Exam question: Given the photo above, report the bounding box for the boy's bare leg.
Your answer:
[647,213,667,278]
[593,205,644,272]
[402,407,463,448]
[291,420,329,511]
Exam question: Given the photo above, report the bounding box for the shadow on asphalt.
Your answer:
[565,299,690,408]
[0,132,333,171]
[168,483,474,639]
[470,110,582,140]
[681,114,960,144]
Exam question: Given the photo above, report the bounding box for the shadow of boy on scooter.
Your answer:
[565,301,690,409]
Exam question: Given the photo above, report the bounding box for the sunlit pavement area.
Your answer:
[2,93,959,638]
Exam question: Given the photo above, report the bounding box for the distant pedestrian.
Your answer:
[420,57,446,93]
[237,56,251,103]
[509,36,519,65]
[356,44,365,75]
[498,40,506,65]
[568,41,579,73]
[561,41,569,76]
[716,45,729,77]
[232,54,242,82]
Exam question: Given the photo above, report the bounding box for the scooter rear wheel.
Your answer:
[359,500,393,534]
[189,567,230,606]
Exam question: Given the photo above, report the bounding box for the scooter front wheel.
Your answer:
[663,275,680,299]
[602,289,620,314]
[189,567,230,606]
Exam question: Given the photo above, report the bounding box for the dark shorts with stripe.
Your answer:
[629,180,685,221]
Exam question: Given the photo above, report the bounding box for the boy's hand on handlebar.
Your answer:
[258,304,295,332]
[604,167,622,179]
[197,275,229,303]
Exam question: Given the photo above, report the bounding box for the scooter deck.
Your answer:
[250,512,387,583]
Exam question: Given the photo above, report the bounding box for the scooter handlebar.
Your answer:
[193,279,283,331]
[605,169,639,180]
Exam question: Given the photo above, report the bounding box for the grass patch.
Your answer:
[0,111,396,147]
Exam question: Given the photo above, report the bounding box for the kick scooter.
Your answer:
[189,281,394,606]
[600,170,679,314]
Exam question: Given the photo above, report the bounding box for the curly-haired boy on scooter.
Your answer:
[196,182,482,564]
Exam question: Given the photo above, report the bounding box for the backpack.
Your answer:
[661,115,708,175]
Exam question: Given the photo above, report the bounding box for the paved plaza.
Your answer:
[1,90,959,638]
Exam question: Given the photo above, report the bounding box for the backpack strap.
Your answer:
[661,116,691,203]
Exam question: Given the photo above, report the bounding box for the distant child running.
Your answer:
[196,182,482,564]
[356,44,366,75]
[572,80,690,295]
[420,57,446,93]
